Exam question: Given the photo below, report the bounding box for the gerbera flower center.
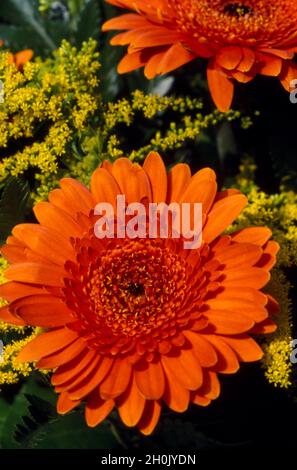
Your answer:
[90,244,187,330]
[126,282,145,297]
[168,0,297,46]
[223,3,253,17]
[63,237,204,350]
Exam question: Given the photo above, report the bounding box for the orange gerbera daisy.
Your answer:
[7,49,34,71]
[0,152,279,435]
[0,41,33,71]
[102,0,297,111]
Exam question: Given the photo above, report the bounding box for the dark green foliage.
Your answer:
[0,177,31,244]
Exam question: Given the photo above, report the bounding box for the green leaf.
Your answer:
[0,397,11,444]
[75,0,100,47]
[22,412,119,449]
[0,0,57,51]
[99,40,122,102]
[0,375,55,449]
[0,374,118,449]
[0,177,31,244]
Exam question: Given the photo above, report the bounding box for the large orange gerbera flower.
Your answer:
[0,152,279,435]
[102,0,297,111]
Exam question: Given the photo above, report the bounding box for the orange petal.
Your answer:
[118,375,146,427]
[49,179,93,218]
[144,50,168,79]
[36,339,86,369]
[238,47,255,72]
[203,308,254,334]
[110,27,153,46]
[102,13,150,31]
[10,295,74,327]
[205,298,267,323]
[118,51,147,73]
[135,360,165,399]
[216,46,242,70]
[91,167,121,208]
[56,356,101,393]
[138,400,161,435]
[1,243,26,263]
[230,227,272,246]
[213,243,263,268]
[183,331,217,367]
[163,367,190,412]
[203,194,247,243]
[16,328,78,363]
[57,392,81,414]
[250,318,277,334]
[0,305,26,326]
[279,61,297,91]
[256,241,280,271]
[158,43,196,75]
[52,350,97,386]
[207,60,234,112]
[260,48,294,60]
[221,335,264,362]
[180,168,217,214]
[5,262,66,287]
[162,348,203,390]
[167,163,191,202]
[143,152,167,203]
[111,158,152,203]
[205,335,239,374]
[231,70,255,83]
[221,267,270,289]
[0,281,45,302]
[196,369,220,400]
[132,28,183,48]
[68,357,113,400]
[60,178,94,213]
[34,202,83,238]
[209,286,267,306]
[257,53,282,76]
[85,388,114,427]
[48,189,87,220]
[100,358,132,400]
[191,393,210,406]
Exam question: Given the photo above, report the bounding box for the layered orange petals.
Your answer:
[1,152,278,435]
[103,0,297,111]
[16,328,79,363]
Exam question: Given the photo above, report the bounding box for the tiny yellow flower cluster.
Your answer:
[230,158,297,388]
[263,270,293,388]
[0,256,40,387]
[98,90,246,162]
[0,39,100,200]
[48,91,248,190]
[0,333,36,386]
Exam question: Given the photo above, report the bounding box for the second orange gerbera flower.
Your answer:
[103,0,297,111]
[0,152,278,434]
